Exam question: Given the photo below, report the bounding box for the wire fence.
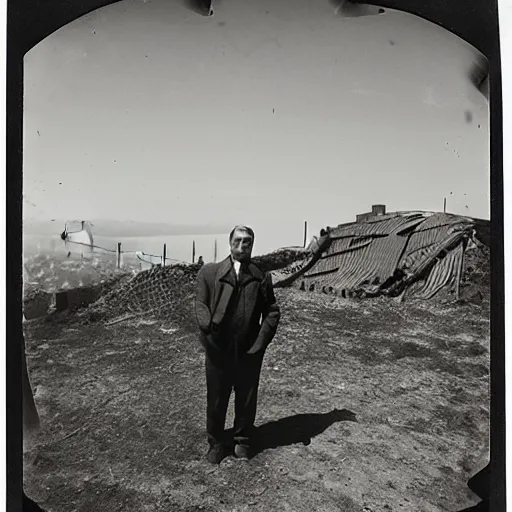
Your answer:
[60,221,310,269]
[62,239,192,268]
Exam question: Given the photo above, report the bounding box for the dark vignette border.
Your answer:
[6,0,504,510]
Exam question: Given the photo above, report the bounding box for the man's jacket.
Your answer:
[195,256,280,355]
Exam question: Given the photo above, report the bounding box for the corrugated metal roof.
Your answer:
[332,234,408,290]
[407,241,463,299]
[413,213,473,231]
[305,233,407,290]
[329,214,426,239]
[297,211,475,300]
[401,230,466,275]
[306,237,353,275]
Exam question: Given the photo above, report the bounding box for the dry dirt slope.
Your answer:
[23,288,489,512]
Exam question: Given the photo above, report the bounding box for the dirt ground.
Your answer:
[23,288,489,512]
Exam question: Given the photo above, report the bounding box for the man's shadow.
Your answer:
[227,408,357,456]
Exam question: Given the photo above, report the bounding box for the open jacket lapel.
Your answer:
[210,258,263,329]
[238,264,259,288]
[211,258,236,327]
[196,255,280,355]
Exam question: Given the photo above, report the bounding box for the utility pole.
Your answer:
[116,243,122,268]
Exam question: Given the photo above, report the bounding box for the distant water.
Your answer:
[96,234,230,264]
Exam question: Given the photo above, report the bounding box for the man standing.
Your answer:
[195,225,281,463]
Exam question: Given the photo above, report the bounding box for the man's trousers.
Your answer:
[205,348,264,448]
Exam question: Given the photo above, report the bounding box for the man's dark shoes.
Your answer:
[206,444,225,464]
[234,443,251,460]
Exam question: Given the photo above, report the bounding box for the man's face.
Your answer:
[230,229,254,262]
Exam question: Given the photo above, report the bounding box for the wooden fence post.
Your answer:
[192,240,196,263]
[162,244,167,266]
[116,243,122,268]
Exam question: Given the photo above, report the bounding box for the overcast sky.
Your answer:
[23,0,489,240]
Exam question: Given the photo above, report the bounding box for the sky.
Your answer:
[23,0,490,243]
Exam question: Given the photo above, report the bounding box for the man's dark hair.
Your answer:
[229,225,255,243]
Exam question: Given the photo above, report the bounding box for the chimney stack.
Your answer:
[372,204,386,216]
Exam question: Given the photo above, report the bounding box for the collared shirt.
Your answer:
[233,260,241,279]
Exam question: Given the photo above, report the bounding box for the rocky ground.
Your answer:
[23,287,489,512]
